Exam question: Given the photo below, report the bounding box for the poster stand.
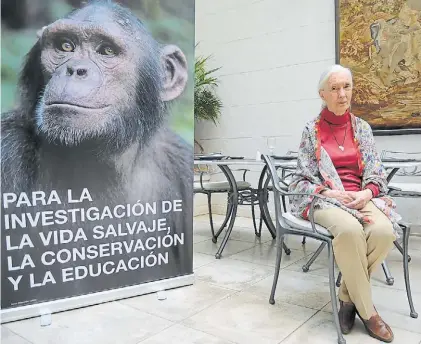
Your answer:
[1,274,194,324]
[1,0,195,325]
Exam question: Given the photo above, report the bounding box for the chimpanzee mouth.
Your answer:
[45,102,110,110]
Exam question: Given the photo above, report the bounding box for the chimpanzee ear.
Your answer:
[160,45,188,102]
[37,26,47,39]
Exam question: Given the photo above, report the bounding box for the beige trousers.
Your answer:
[314,201,396,320]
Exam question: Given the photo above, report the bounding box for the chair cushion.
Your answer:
[282,212,332,237]
[194,180,251,191]
[388,182,421,194]
[266,181,289,192]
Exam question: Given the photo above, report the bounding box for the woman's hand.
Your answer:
[321,189,356,205]
[345,189,373,210]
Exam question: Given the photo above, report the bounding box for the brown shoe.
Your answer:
[358,312,394,343]
[338,300,356,334]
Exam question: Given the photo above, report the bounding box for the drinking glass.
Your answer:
[267,137,276,156]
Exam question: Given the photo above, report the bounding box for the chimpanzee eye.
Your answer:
[97,44,117,56]
[56,38,75,52]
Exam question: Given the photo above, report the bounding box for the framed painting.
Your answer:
[335,0,421,135]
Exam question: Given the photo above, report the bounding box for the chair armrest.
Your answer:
[197,170,229,188]
[229,168,251,182]
[261,153,328,234]
[308,196,322,234]
[199,171,208,189]
[388,185,402,192]
[278,191,328,234]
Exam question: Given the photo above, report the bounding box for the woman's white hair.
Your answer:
[318,64,353,108]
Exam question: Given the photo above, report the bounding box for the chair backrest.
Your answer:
[261,154,290,231]
[381,150,421,177]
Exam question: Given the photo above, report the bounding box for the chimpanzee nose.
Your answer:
[66,65,88,78]
[54,59,102,99]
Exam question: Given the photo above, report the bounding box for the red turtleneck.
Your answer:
[319,107,379,197]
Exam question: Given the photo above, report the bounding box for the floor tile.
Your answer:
[193,215,227,234]
[280,310,421,344]
[193,238,256,258]
[281,235,326,253]
[371,249,421,292]
[2,216,420,344]
[119,281,234,322]
[245,269,332,310]
[194,252,217,269]
[193,217,273,244]
[219,215,262,229]
[4,302,173,344]
[182,291,317,344]
[193,257,273,291]
[405,235,421,252]
[193,233,212,244]
[226,225,274,244]
[283,248,333,277]
[140,324,234,344]
[229,243,309,268]
[1,326,32,344]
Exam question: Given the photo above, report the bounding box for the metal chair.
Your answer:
[261,154,418,344]
[261,153,345,344]
[194,164,255,243]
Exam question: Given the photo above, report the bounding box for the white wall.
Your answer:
[194,0,421,231]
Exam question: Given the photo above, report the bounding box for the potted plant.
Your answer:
[194,54,222,153]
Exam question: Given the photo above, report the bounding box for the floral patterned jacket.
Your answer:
[288,112,402,235]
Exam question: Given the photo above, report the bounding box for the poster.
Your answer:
[1,0,194,319]
[336,0,421,134]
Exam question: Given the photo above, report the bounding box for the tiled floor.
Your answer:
[2,214,421,344]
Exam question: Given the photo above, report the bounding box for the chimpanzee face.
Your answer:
[35,4,187,147]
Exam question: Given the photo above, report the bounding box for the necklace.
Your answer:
[324,119,347,151]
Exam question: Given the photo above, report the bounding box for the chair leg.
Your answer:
[336,271,342,287]
[207,193,217,243]
[381,261,394,286]
[283,242,291,255]
[302,236,306,245]
[402,224,418,318]
[251,204,263,238]
[394,241,411,262]
[302,242,327,272]
[269,234,284,305]
[328,242,346,344]
[213,196,234,242]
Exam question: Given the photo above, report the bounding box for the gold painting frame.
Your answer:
[335,0,421,135]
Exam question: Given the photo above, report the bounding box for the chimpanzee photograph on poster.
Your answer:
[1,0,194,317]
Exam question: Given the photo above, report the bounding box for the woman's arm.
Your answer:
[289,125,355,206]
[357,119,389,195]
[288,126,326,195]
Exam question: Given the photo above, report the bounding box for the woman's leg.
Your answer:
[314,203,395,342]
[313,206,375,320]
[361,201,396,277]
[336,202,396,308]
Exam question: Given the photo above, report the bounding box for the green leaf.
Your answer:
[194,53,223,124]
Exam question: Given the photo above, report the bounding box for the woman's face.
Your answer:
[319,71,352,115]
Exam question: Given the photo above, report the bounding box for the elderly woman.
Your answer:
[288,64,401,343]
